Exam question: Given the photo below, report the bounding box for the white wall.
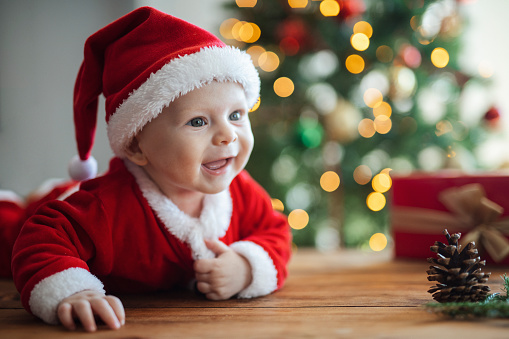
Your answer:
[0,0,229,197]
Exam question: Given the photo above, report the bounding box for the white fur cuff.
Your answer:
[230,241,278,298]
[29,267,105,324]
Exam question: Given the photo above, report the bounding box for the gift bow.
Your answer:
[439,184,509,262]
[392,183,509,262]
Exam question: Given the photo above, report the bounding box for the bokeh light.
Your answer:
[259,51,280,72]
[219,18,239,40]
[320,171,340,192]
[288,0,308,8]
[358,118,376,138]
[351,33,370,51]
[369,233,388,251]
[271,198,284,212]
[366,192,386,211]
[320,0,340,16]
[372,173,392,193]
[345,54,365,74]
[363,88,383,108]
[376,45,393,63]
[246,45,266,67]
[374,115,392,134]
[353,165,372,185]
[250,97,261,112]
[478,60,494,78]
[239,22,261,43]
[236,0,257,7]
[353,21,373,38]
[431,47,449,68]
[373,101,392,117]
[274,77,295,97]
[288,209,310,230]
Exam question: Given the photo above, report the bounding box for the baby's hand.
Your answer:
[194,240,253,300]
[57,290,125,332]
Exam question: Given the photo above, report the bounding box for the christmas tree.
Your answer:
[219,0,492,249]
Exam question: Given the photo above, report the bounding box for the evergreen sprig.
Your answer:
[424,274,509,318]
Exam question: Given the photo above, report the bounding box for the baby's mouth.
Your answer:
[202,158,231,171]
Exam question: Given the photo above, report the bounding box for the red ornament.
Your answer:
[484,106,501,128]
[338,0,366,20]
[276,18,314,54]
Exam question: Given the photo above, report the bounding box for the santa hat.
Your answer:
[68,6,260,181]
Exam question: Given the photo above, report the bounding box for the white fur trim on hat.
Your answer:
[29,267,105,325]
[230,241,278,298]
[108,45,260,158]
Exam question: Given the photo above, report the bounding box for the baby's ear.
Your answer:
[125,137,148,166]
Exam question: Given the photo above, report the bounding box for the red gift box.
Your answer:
[390,172,509,266]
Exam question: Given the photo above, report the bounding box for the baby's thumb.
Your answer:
[204,239,229,256]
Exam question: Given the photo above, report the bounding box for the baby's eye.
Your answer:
[186,117,206,127]
[229,111,241,121]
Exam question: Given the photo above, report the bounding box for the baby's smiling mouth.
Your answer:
[202,158,232,171]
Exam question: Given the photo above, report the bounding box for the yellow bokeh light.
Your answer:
[369,233,388,251]
[236,0,257,7]
[380,168,392,175]
[274,77,295,97]
[320,171,341,192]
[320,0,340,17]
[351,33,370,51]
[366,192,386,211]
[259,51,280,72]
[288,209,309,230]
[435,120,453,136]
[219,18,240,40]
[363,88,383,108]
[431,47,449,68]
[374,115,392,134]
[376,45,393,63]
[250,97,261,112]
[372,173,392,193]
[358,119,376,138]
[373,101,392,117]
[289,0,308,8]
[239,22,261,43]
[353,21,373,38]
[345,54,365,74]
[353,165,372,185]
[231,21,245,41]
[246,45,266,67]
[271,198,284,212]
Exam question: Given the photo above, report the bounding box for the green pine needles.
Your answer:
[425,274,509,318]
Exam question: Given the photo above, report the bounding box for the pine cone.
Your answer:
[427,229,491,303]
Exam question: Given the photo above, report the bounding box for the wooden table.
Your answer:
[1,249,508,338]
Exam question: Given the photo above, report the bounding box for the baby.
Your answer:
[11,7,292,332]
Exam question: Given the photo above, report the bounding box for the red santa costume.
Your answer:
[11,7,292,325]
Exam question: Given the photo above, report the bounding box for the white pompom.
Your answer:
[68,155,98,181]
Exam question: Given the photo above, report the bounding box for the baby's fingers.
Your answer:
[89,297,122,330]
[57,302,76,331]
[105,295,125,326]
[72,300,97,332]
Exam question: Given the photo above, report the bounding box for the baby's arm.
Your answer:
[193,239,252,300]
[57,290,125,332]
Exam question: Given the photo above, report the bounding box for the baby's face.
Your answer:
[130,81,254,198]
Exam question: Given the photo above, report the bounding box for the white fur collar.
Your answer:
[124,160,232,260]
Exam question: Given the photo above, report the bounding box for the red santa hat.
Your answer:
[68,6,260,181]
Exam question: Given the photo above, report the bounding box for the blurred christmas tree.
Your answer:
[219,0,493,249]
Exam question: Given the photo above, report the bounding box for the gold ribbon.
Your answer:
[392,183,509,262]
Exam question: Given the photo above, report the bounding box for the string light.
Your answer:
[374,115,392,134]
[320,171,340,192]
[431,47,449,68]
[373,101,392,117]
[345,54,365,74]
[363,88,383,108]
[320,0,340,17]
[274,77,295,97]
[376,45,393,63]
[351,33,370,51]
[353,21,373,38]
[246,45,266,67]
[250,97,261,112]
[259,51,280,72]
[236,0,257,7]
[358,119,376,138]
[353,165,372,185]
[369,233,388,251]
[219,18,239,40]
[366,192,386,211]
[288,209,309,230]
[271,198,285,212]
[478,60,494,78]
[372,173,392,193]
[288,0,308,8]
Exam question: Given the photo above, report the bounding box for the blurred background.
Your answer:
[1,0,508,250]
